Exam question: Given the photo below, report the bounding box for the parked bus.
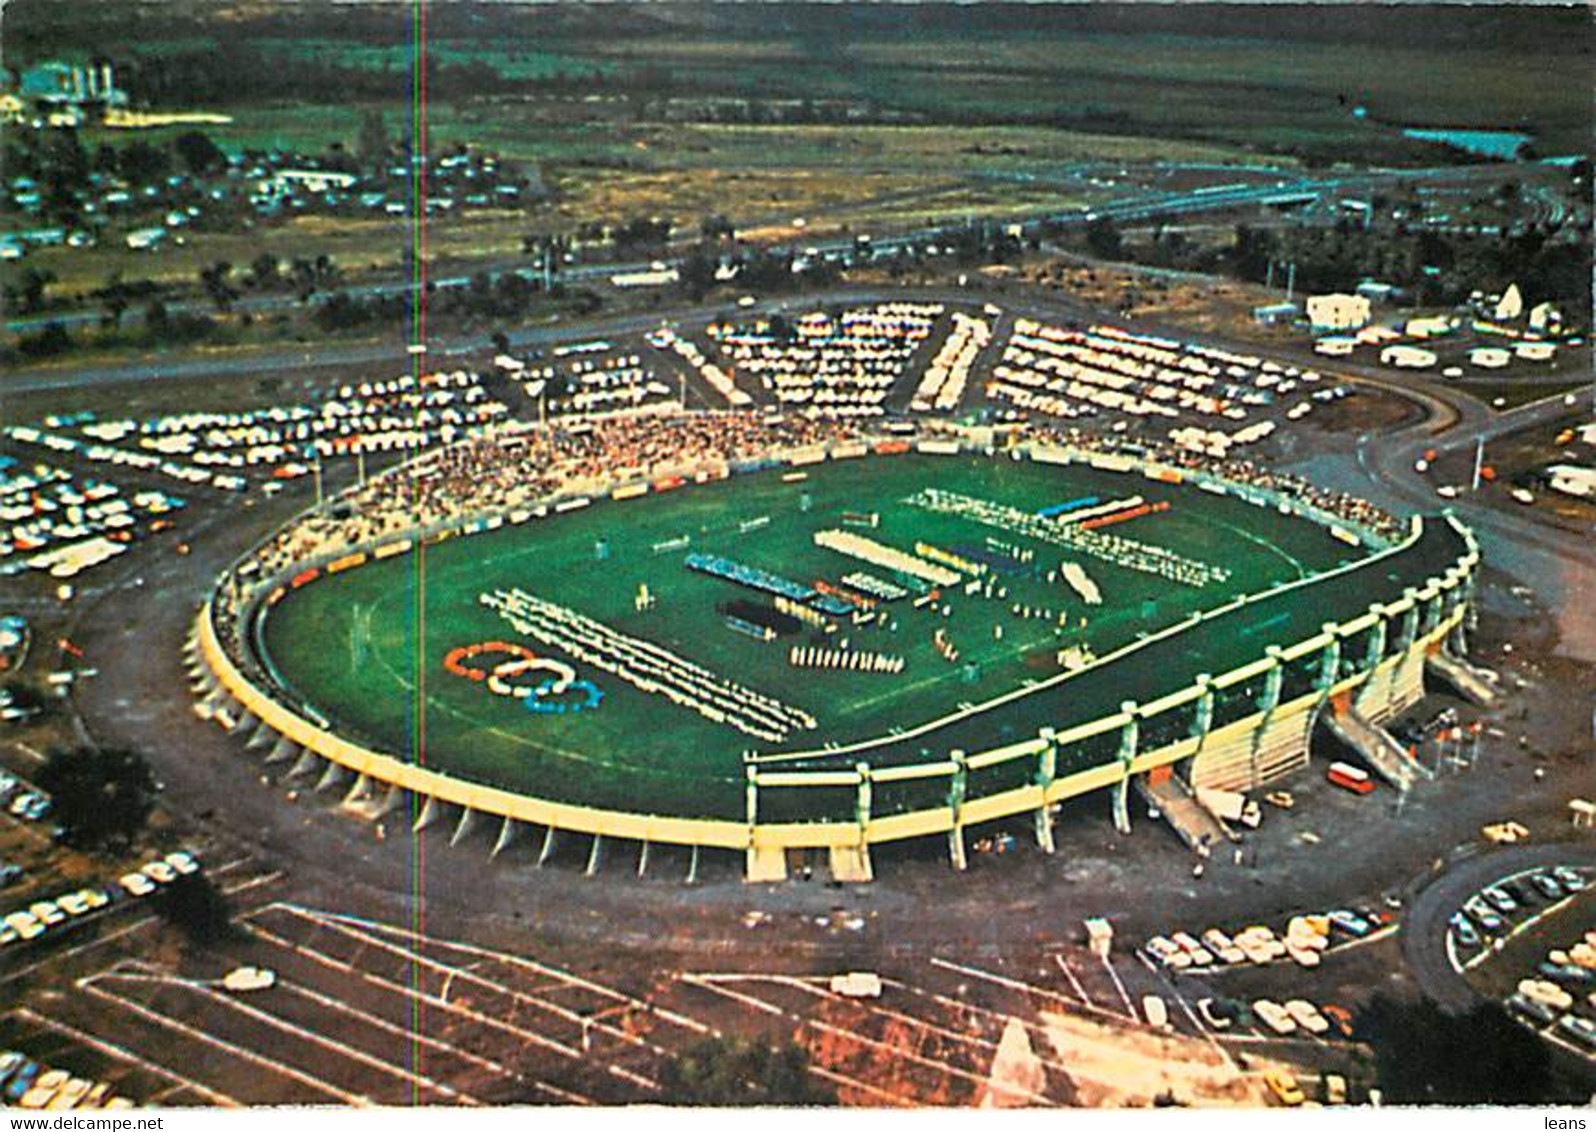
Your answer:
[1327,762,1375,795]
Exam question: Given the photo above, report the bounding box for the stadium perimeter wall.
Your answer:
[189,434,1480,882]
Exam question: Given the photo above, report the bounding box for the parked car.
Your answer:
[3,912,43,941]
[1320,1003,1356,1039]
[1265,1070,1305,1107]
[1450,912,1480,948]
[46,1077,93,1110]
[1170,932,1215,967]
[0,1051,25,1087]
[1529,872,1563,901]
[118,872,156,898]
[1326,909,1373,938]
[1322,1073,1348,1105]
[1141,995,1171,1031]
[1482,886,1517,913]
[1464,898,1504,931]
[1201,928,1245,965]
[1551,867,1586,892]
[166,850,200,876]
[141,860,178,884]
[27,901,64,927]
[1539,962,1596,988]
[1144,936,1190,970]
[1252,999,1297,1035]
[0,863,23,888]
[1506,993,1556,1026]
[1285,999,1331,1035]
[1517,979,1573,1012]
[1557,1015,1596,1049]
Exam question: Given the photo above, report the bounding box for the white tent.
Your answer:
[1493,282,1524,321]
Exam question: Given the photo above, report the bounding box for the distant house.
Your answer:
[1251,301,1299,326]
[1380,345,1437,369]
[1527,302,1562,335]
[1305,293,1371,331]
[1355,280,1401,304]
[18,61,126,109]
[1467,347,1511,369]
[1404,315,1453,339]
[1492,283,1524,321]
[1547,464,1596,500]
[125,226,167,251]
[263,169,358,197]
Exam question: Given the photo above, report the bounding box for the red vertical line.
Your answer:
[407,0,429,1106]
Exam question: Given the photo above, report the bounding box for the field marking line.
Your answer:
[776,972,1091,1081]
[1098,955,1138,1022]
[100,964,477,1104]
[297,901,712,1034]
[11,1006,241,1107]
[243,922,594,1106]
[275,905,679,1062]
[240,917,613,1100]
[1133,952,1239,1071]
[680,974,1048,1104]
[1051,953,1094,1008]
[76,976,366,1105]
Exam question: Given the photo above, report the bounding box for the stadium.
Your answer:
[188,406,1481,883]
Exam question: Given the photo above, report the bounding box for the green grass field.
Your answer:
[260,452,1382,820]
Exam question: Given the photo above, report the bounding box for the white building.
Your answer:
[1306,293,1371,331]
[263,169,358,197]
[1492,282,1524,321]
[1380,345,1437,369]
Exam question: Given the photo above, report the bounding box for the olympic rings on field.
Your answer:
[522,678,604,715]
[443,641,535,682]
[486,656,578,698]
[444,641,603,714]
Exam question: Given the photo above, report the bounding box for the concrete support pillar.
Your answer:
[1367,606,1389,668]
[687,844,700,884]
[745,765,759,828]
[947,750,968,871]
[537,825,557,866]
[246,720,277,751]
[342,772,371,806]
[1260,648,1285,715]
[585,835,604,877]
[287,749,320,780]
[413,794,441,833]
[637,839,650,878]
[1034,727,1057,854]
[314,760,349,795]
[491,817,519,858]
[854,762,872,850]
[377,783,407,817]
[1112,702,1138,836]
[1190,674,1215,740]
[265,735,298,765]
[1317,623,1343,691]
[449,807,478,847]
[1397,590,1420,653]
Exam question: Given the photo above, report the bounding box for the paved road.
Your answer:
[1400,843,1596,1013]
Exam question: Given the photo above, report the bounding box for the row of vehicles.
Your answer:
[1505,927,1596,1055]
[0,770,49,823]
[0,850,199,947]
[1146,908,1383,972]
[1448,865,1587,949]
[0,1050,135,1110]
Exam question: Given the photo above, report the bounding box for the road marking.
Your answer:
[78,976,367,1105]
[10,1006,241,1107]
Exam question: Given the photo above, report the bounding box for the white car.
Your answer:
[118,872,156,898]
[1518,978,1573,1012]
[57,891,94,916]
[45,1078,92,1110]
[141,860,178,884]
[3,911,43,940]
[1170,932,1216,967]
[1285,999,1331,1035]
[28,901,65,927]
[1286,943,1322,968]
[1253,999,1298,1035]
[166,851,201,876]
[1145,936,1191,970]
[1142,995,1171,1031]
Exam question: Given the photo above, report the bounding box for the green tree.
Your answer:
[35,746,157,852]
[1085,216,1122,261]
[172,130,226,177]
[659,1036,835,1107]
[153,872,236,946]
[358,108,389,166]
